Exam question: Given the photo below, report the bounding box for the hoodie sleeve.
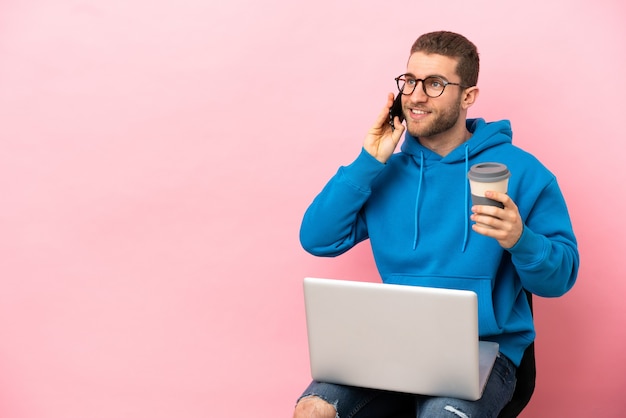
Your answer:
[508,178,579,297]
[300,148,386,256]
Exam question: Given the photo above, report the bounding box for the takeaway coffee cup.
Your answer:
[467,162,511,209]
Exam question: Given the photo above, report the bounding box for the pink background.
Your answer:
[0,1,624,416]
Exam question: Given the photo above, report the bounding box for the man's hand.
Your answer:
[364,93,405,164]
[470,191,523,249]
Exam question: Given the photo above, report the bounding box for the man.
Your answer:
[294,31,579,417]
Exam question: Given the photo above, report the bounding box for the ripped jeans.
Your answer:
[297,353,516,418]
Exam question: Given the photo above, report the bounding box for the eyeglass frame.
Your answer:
[394,74,469,98]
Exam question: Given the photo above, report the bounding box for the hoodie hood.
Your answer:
[400,118,513,162]
[398,118,514,251]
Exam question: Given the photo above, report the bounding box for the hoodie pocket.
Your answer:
[386,274,502,336]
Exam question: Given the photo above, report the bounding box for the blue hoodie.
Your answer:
[300,118,579,366]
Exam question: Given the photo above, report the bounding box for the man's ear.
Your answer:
[461,87,479,110]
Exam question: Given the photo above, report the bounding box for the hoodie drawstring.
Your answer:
[462,144,470,253]
[411,146,470,252]
[412,151,424,250]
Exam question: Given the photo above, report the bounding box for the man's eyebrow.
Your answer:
[404,72,450,81]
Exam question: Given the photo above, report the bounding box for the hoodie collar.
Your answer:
[400,118,513,163]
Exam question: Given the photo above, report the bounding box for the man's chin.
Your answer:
[406,124,431,139]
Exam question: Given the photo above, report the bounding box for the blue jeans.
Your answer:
[298,353,517,418]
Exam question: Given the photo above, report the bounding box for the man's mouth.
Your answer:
[408,108,431,120]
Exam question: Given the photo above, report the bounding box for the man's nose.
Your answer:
[409,81,428,102]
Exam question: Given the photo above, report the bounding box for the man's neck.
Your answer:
[419,127,472,157]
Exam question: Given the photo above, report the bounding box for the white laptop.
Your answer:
[303,277,499,401]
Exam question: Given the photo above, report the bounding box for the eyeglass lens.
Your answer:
[397,76,447,98]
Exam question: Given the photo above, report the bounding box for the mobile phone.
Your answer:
[389,94,404,130]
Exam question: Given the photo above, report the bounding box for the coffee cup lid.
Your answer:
[467,162,510,182]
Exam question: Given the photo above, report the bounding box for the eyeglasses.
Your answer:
[395,74,467,98]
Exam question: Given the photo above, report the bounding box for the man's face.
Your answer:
[402,52,465,139]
